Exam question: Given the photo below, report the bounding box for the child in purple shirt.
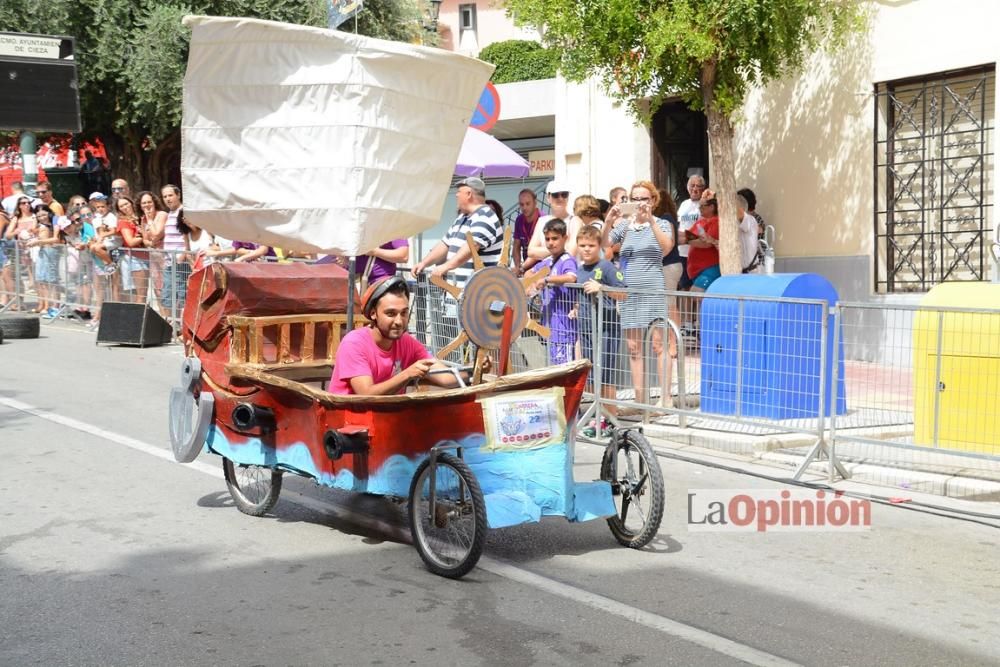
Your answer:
[528,218,578,364]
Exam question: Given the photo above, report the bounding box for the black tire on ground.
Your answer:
[0,313,40,339]
[222,457,283,517]
[408,452,487,579]
[601,430,665,549]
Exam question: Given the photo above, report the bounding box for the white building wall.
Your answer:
[734,0,999,297]
[554,77,649,198]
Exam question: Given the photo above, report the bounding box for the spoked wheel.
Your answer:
[408,452,487,579]
[222,457,283,517]
[601,430,664,548]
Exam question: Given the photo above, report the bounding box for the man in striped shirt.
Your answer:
[412,176,503,291]
[412,177,503,355]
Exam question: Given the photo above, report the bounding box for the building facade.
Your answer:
[430,0,998,299]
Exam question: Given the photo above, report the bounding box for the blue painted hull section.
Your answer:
[206,426,615,529]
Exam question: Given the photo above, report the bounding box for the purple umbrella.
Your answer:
[454,127,529,178]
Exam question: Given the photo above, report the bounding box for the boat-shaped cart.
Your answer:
[171,16,663,577]
[170,261,664,578]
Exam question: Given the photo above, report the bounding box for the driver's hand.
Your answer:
[405,358,435,381]
[411,262,425,277]
[431,265,449,279]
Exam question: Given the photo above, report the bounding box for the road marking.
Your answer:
[1,396,800,667]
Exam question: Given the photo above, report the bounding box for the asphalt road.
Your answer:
[2,324,999,666]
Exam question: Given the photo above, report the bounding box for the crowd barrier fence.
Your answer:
[0,243,193,328]
[6,241,1000,483]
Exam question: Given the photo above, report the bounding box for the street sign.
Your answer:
[0,34,61,59]
[470,82,500,132]
[0,32,81,133]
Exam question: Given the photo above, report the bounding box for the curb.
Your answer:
[639,422,1000,503]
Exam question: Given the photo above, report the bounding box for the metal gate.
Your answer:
[874,65,995,292]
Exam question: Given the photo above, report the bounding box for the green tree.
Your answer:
[0,0,426,190]
[503,0,865,273]
[479,40,558,84]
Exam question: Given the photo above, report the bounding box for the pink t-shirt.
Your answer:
[329,327,432,395]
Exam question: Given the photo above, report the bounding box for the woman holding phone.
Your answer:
[603,180,675,409]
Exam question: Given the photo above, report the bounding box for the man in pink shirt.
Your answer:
[329,276,467,395]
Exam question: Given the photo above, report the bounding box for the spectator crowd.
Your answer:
[1,172,766,430]
[0,179,282,329]
[413,175,767,434]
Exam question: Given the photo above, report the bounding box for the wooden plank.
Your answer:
[252,324,264,364]
[302,322,316,362]
[223,357,592,406]
[278,323,291,363]
[228,313,349,327]
[326,323,337,361]
[472,348,487,385]
[230,326,246,363]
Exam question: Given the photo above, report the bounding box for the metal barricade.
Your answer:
[830,302,1000,480]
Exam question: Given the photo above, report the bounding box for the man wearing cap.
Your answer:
[521,180,578,273]
[412,177,503,354]
[330,277,469,395]
[412,176,503,288]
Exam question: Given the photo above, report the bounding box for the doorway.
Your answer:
[650,101,709,204]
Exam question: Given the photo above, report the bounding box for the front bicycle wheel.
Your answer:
[408,453,487,579]
[223,457,283,517]
[601,430,664,548]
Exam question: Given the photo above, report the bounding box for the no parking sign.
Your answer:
[470,82,501,132]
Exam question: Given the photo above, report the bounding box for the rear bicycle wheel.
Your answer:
[601,430,664,548]
[223,457,283,517]
[408,453,486,579]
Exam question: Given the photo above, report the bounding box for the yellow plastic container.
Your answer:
[913,283,1000,453]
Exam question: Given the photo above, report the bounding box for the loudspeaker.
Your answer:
[96,302,174,347]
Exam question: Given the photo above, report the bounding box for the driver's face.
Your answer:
[373,292,410,340]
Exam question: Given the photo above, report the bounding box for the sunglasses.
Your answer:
[549,191,569,199]
[112,187,125,192]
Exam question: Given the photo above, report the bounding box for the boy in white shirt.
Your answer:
[86,192,120,270]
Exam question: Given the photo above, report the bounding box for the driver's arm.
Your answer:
[422,361,474,388]
[348,358,436,395]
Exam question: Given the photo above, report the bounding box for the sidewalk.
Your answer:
[636,418,1000,503]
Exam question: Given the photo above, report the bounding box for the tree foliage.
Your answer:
[0,0,426,188]
[504,0,864,120]
[502,0,866,272]
[478,40,558,84]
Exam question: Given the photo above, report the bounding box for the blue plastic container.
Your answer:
[700,273,846,419]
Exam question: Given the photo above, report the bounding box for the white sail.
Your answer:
[180,15,494,256]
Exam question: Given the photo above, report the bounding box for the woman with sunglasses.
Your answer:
[604,180,676,409]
